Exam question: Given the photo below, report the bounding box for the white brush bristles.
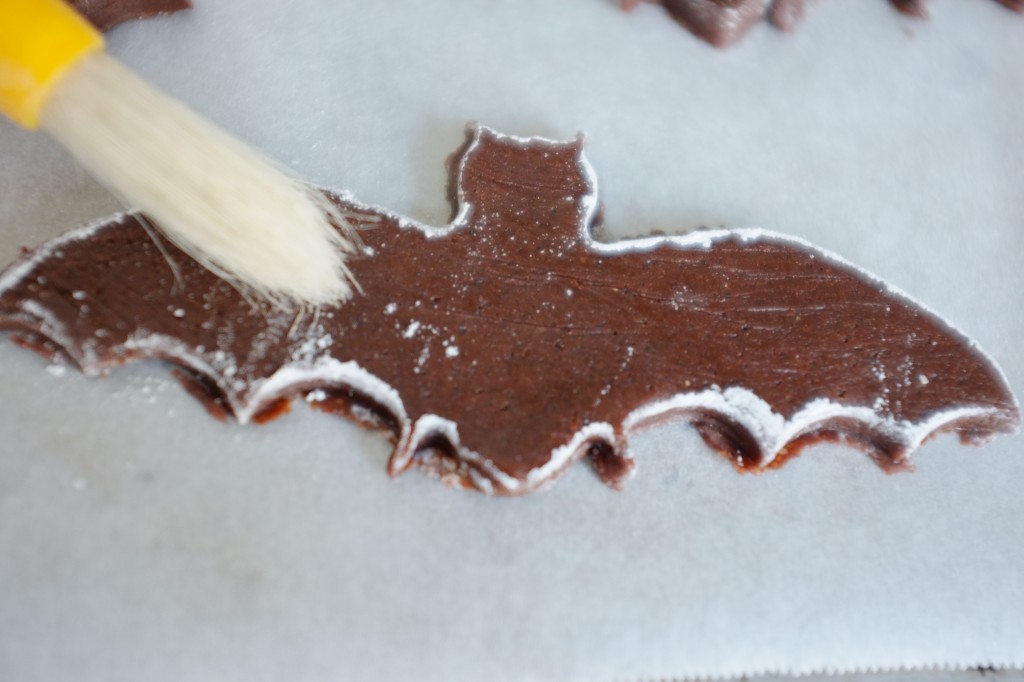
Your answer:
[40,52,358,308]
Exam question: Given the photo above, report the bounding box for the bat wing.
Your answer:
[625,0,1022,48]
[0,124,1018,495]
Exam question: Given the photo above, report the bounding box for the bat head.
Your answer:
[452,124,596,252]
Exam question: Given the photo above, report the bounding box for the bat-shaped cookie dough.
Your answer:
[70,0,191,32]
[624,0,1023,48]
[0,125,1018,495]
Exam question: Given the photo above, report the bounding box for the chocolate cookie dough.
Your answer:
[624,0,1022,47]
[0,125,1017,495]
[70,0,191,31]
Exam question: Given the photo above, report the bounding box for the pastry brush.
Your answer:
[0,0,358,308]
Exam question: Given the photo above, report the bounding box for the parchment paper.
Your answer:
[0,1,1022,680]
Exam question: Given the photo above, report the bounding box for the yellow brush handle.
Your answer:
[0,0,105,129]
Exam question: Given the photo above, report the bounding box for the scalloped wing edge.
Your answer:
[0,322,1016,495]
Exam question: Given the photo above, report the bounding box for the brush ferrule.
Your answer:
[0,0,105,129]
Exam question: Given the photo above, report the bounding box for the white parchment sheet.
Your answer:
[0,1,1021,680]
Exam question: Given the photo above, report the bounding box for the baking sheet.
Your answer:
[1,1,1022,680]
